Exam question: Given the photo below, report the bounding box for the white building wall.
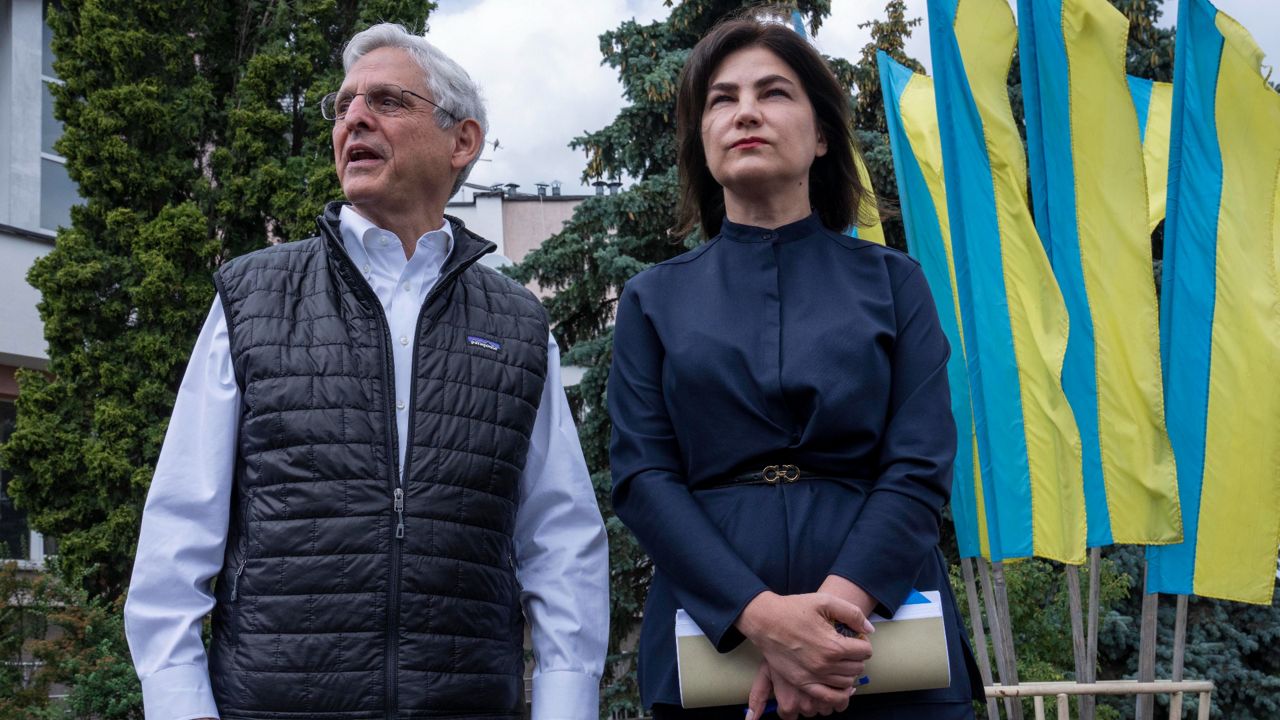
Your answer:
[446,192,506,257]
[1,0,44,231]
[0,232,50,368]
[0,0,53,369]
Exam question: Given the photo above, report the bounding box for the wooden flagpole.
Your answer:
[988,560,1025,720]
[962,557,1002,718]
[979,560,1018,719]
[1065,563,1092,720]
[1168,594,1189,718]
[1083,547,1102,719]
[1135,561,1159,720]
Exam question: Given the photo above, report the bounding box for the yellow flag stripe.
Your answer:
[853,151,887,245]
[1143,82,1174,234]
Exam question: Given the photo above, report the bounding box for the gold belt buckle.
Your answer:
[762,464,800,484]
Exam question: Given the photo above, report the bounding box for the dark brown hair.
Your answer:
[673,13,874,239]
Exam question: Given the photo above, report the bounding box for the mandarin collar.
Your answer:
[720,212,825,244]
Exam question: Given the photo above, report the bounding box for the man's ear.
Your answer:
[451,118,485,172]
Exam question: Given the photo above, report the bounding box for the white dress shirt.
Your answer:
[124,206,609,720]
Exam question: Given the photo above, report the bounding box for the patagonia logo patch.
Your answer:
[467,335,502,352]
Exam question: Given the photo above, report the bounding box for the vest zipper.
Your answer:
[315,213,493,720]
[393,488,405,539]
[384,242,483,719]
[378,318,402,720]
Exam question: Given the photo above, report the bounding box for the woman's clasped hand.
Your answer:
[737,591,875,719]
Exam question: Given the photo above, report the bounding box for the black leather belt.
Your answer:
[701,463,813,489]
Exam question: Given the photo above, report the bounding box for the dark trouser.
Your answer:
[651,701,977,719]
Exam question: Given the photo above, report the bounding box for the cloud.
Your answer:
[813,0,933,75]
[429,0,666,198]
[427,0,1277,202]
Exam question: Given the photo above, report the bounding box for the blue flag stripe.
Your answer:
[1127,75,1155,143]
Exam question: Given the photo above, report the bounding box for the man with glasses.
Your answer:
[124,23,609,720]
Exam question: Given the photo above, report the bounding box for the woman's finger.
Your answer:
[773,673,804,720]
[816,593,876,636]
[815,656,867,681]
[797,682,856,715]
[746,661,773,720]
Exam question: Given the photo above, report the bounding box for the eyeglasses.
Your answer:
[321,83,460,123]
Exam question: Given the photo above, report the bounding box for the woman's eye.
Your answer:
[764,87,790,98]
[709,94,732,106]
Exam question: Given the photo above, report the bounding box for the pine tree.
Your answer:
[1112,0,1176,81]
[848,0,924,250]
[1095,546,1280,720]
[0,0,436,598]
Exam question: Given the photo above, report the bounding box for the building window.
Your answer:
[0,400,29,559]
[0,400,50,566]
[40,158,75,230]
[40,1,74,232]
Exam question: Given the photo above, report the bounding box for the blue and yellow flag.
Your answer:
[878,52,988,560]
[927,0,1086,564]
[849,152,887,245]
[1016,0,1181,549]
[788,13,886,244]
[1146,0,1280,605]
[1127,76,1174,233]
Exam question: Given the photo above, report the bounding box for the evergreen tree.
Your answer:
[1096,546,1280,720]
[849,0,925,250]
[1113,0,1176,81]
[1,0,436,598]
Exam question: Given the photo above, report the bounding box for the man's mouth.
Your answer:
[347,145,384,166]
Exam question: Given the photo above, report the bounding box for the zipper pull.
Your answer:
[230,560,247,602]
[394,487,405,539]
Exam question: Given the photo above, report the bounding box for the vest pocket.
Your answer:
[229,487,258,603]
[506,549,518,583]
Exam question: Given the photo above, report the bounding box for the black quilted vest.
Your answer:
[206,202,549,719]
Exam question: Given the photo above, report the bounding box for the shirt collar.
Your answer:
[338,204,454,261]
[719,212,825,244]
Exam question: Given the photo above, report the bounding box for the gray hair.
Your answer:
[342,23,488,195]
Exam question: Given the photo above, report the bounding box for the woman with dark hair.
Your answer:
[607,13,984,720]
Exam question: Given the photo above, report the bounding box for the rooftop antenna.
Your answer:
[476,137,502,162]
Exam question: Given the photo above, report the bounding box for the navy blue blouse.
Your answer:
[609,214,979,709]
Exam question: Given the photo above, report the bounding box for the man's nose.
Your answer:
[342,95,377,130]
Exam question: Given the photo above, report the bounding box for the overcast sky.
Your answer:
[427,0,1279,201]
